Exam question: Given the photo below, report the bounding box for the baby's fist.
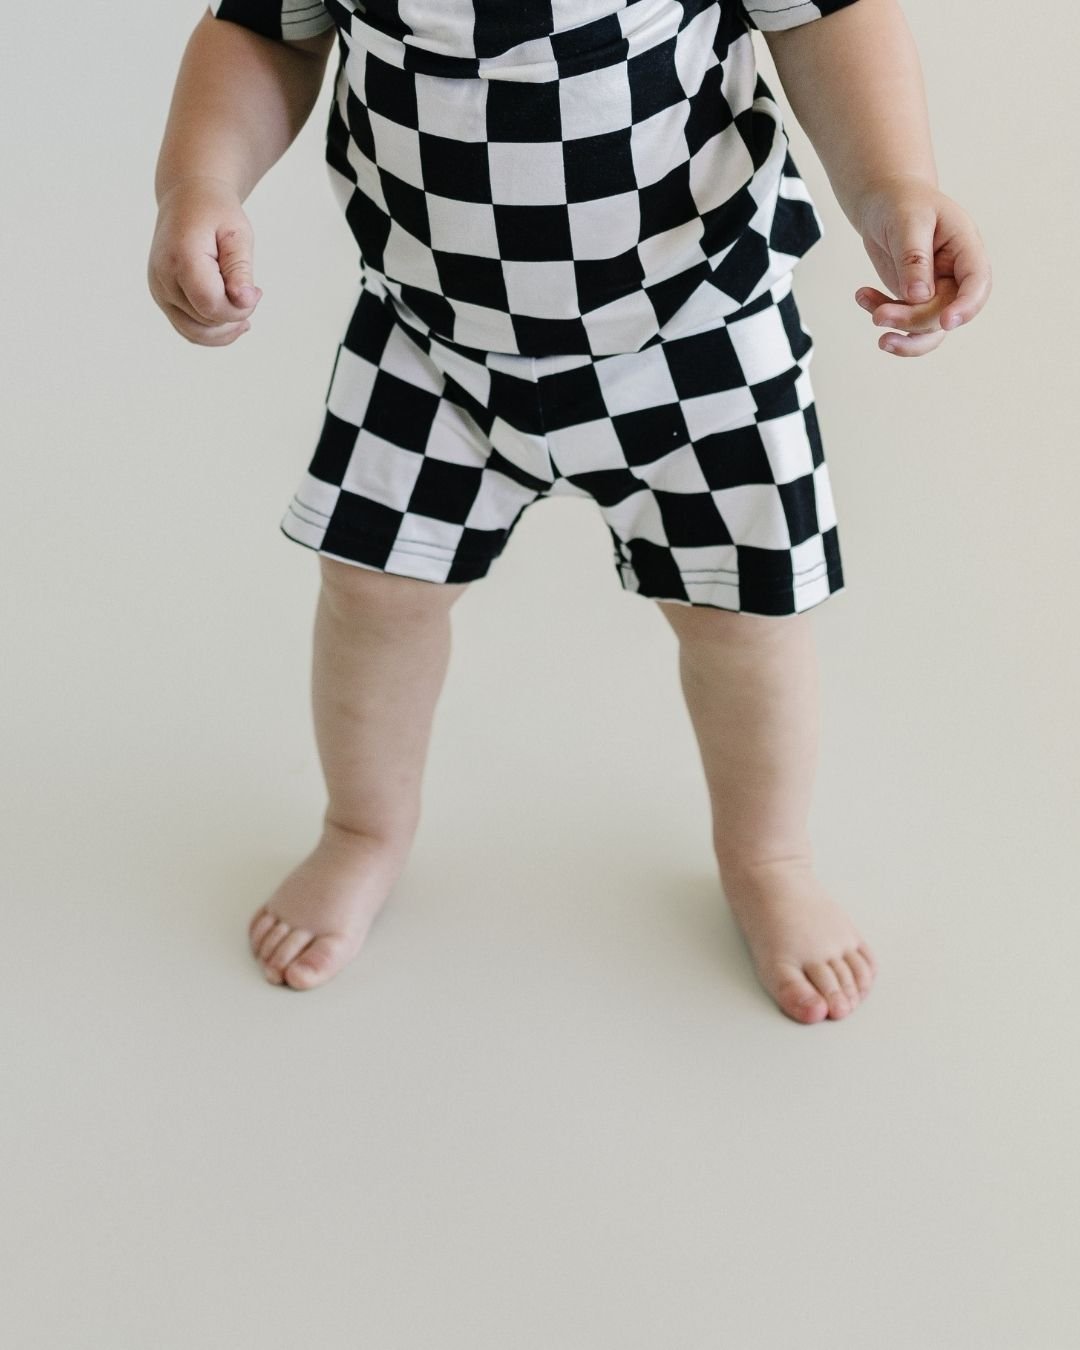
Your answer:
[148,177,263,348]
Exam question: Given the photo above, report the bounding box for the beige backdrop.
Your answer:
[2,2,1077,1346]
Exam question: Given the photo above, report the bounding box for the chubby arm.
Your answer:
[147,5,338,348]
[154,7,336,206]
[752,0,990,355]
[757,0,937,232]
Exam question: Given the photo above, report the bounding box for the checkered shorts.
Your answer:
[280,266,846,616]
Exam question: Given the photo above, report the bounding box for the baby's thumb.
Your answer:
[892,226,935,304]
[217,226,262,310]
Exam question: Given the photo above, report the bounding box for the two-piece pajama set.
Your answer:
[209,0,861,615]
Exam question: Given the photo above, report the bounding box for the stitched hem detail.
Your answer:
[616,559,845,595]
[281,502,504,563]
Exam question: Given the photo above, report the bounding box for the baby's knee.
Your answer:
[657,599,802,645]
[318,554,468,625]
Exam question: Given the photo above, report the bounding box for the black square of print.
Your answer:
[574,249,647,314]
[433,252,510,307]
[363,54,420,129]
[654,489,734,548]
[563,129,637,203]
[662,325,747,398]
[694,423,773,491]
[627,39,686,123]
[362,371,441,452]
[611,402,690,468]
[419,135,493,204]
[494,205,575,260]
[379,173,431,245]
[408,456,484,523]
[638,161,699,242]
[486,79,562,142]
[550,14,628,74]
[309,410,361,487]
[323,493,403,567]
[776,475,821,547]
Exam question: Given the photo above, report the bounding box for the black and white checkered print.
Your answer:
[205,0,855,610]
[281,265,845,615]
[208,0,866,356]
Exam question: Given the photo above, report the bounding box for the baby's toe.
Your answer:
[774,965,829,1023]
[829,957,861,1009]
[805,961,851,1020]
[264,928,315,983]
[249,907,277,952]
[284,934,351,990]
[256,918,292,965]
[846,947,875,996]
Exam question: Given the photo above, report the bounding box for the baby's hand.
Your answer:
[147,177,263,347]
[851,175,992,357]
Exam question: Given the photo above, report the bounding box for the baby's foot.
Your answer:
[248,821,411,990]
[719,857,878,1023]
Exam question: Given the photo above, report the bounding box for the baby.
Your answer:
[148,0,991,1022]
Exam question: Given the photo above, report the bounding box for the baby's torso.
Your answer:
[317,0,823,355]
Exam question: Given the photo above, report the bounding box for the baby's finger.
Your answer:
[871,303,943,336]
[162,298,251,347]
[938,243,993,331]
[855,286,928,329]
[855,285,894,311]
[878,327,946,358]
[174,250,256,325]
[860,281,957,333]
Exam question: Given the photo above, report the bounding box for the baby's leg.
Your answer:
[250,556,469,989]
[657,603,877,1024]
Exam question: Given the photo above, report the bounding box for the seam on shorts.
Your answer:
[616,559,844,593]
[285,495,333,527]
[283,499,501,561]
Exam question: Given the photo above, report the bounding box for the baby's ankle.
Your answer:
[321,814,417,861]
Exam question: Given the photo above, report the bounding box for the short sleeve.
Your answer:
[207,0,335,42]
[741,0,866,32]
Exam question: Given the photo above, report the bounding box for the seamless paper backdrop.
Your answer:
[1,4,1078,1348]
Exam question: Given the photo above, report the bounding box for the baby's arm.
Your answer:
[148,7,335,346]
[755,0,936,234]
[752,0,991,353]
[155,8,334,206]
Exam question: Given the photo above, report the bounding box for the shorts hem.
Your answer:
[278,519,501,584]
[281,501,503,564]
[617,562,847,614]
